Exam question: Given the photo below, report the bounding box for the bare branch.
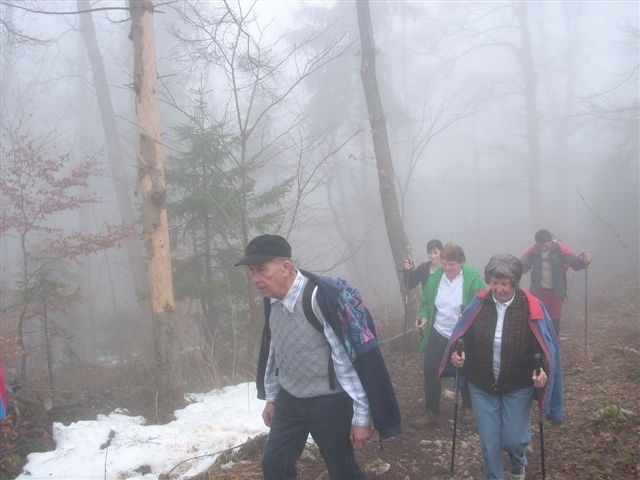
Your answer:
[578,189,637,275]
[280,127,363,238]
[0,0,177,16]
[0,16,51,44]
[1,0,129,15]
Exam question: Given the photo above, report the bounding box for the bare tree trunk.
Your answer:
[201,151,217,346]
[514,1,543,226]
[537,2,580,229]
[75,35,96,364]
[1,2,14,110]
[17,232,30,381]
[238,147,261,363]
[556,3,581,228]
[78,0,153,358]
[42,295,55,390]
[356,1,413,308]
[103,250,125,362]
[129,0,182,410]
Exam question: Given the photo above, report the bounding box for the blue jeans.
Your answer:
[468,383,534,480]
[262,389,367,480]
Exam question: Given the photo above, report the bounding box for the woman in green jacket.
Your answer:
[415,243,485,426]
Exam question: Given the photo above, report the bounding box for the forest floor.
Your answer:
[196,280,640,480]
[2,279,639,480]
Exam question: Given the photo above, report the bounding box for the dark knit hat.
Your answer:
[534,229,553,244]
[234,234,291,266]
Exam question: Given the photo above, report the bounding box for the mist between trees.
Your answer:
[0,0,637,404]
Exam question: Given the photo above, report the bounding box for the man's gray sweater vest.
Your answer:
[270,289,341,398]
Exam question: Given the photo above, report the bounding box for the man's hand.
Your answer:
[451,349,465,368]
[532,368,548,389]
[403,257,414,270]
[350,425,373,449]
[580,252,592,267]
[262,402,275,427]
[415,318,428,331]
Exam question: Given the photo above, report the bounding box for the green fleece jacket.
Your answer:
[419,263,485,352]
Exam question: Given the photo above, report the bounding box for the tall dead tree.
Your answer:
[129,0,182,408]
[514,0,543,225]
[356,1,413,306]
[78,0,152,356]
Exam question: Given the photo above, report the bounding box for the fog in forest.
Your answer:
[0,0,638,393]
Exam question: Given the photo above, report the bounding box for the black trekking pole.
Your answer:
[584,268,588,356]
[450,339,464,476]
[533,353,546,480]
[402,268,410,366]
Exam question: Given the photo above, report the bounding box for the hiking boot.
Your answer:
[412,410,441,428]
[460,408,474,425]
[510,466,525,480]
[425,410,441,426]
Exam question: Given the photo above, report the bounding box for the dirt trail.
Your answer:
[201,280,639,480]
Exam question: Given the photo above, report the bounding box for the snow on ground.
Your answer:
[17,382,268,480]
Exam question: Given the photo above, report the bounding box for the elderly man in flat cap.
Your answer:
[236,234,401,480]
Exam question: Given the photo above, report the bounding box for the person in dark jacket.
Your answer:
[238,234,401,480]
[444,254,563,480]
[520,229,592,334]
[403,239,443,291]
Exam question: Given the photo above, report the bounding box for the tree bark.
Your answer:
[129,0,182,409]
[515,1,543,226]
[355,1,414,313]
[78,1,153,358]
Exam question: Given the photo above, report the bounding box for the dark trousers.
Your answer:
[262,389,367,480]
[423,328,471,413]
